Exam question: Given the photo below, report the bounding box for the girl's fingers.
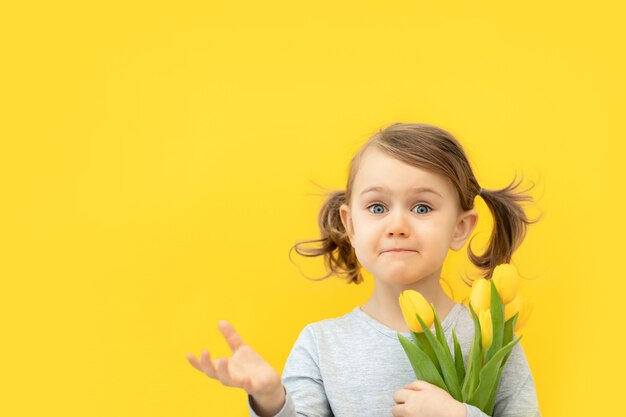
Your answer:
[217,320,245,353]
[391,403,405,417]
[214,357,234,386]
[186,353,203,372]
[188,351,241,388]
[404,380,434,391]
[199,350,218,378]
[186,320,246,385]
[392,389,406,405]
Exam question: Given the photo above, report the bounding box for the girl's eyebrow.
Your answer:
[359,186,442,198]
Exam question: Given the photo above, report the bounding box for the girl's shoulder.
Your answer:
[304,307,364,334]
[295,306,396,346]
[285,308,369,358]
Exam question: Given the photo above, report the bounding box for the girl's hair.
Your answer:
[289,122,542,286]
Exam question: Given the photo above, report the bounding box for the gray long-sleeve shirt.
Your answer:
[248,302,541,417]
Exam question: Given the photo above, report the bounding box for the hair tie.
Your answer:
[478,187,483,196]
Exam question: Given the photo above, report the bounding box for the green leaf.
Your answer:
[452,328,465,385]
[413,331,442,377]
[503,312,518,347]
[415,311,463,401]
[462,303,483,401]
[484,362,505,416]
[468,334,523,411]
[432,305,449,355]
[500,313,520,368]
[397,332,447,390]
[432,304,458,378]
[486,280,504,363]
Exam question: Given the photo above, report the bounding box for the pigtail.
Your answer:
[289,190,363,284]
[465,173,544,282]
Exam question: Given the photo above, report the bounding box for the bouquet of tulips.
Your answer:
[397,264,533,415]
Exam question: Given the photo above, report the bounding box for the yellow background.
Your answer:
[1,1,624,415]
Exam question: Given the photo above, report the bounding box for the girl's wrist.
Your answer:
[251,384,286,417]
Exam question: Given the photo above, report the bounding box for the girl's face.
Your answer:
[339,148,478,287]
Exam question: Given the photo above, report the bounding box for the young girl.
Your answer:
[186,122,542,417]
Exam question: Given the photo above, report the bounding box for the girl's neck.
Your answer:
[360,276,456,333]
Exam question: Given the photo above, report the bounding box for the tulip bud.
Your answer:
[504,294,522,322]
[469,278,491,314]
[399,290,434,333]
[514,296,533,333]
[491,263,521,304]
[478,309,493,350]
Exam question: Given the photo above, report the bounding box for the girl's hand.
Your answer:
[186,320,283,400]
[391,380,467,417]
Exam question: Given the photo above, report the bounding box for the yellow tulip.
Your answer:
[503,294,522,322]
[469,278,491,314]
[399,290,434,333]
[514,296,533,333]
[491,263,520,304]
[478,309,493,350]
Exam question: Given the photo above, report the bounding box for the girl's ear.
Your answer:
[449,208,478,251]
[339,203,355,247]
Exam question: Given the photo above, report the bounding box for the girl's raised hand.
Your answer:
[186,320,283,400]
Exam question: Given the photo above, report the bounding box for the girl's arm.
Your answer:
[247,324,332,417]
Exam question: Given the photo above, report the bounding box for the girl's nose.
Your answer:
[386,212,411,237]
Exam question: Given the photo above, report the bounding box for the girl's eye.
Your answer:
[366,203,432,214]
[413,204,432,214]
[367,203,386,214]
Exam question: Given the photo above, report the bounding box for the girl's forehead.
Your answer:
[353,149,452,194]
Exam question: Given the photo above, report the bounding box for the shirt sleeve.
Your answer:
[247,324,332,417]
[463,341,541,417]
